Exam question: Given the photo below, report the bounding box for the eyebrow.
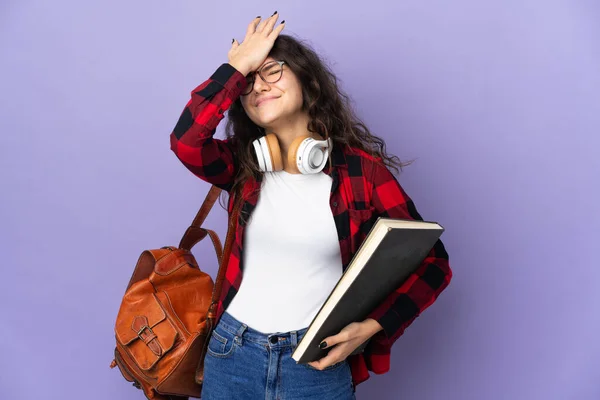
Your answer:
[249,60,281,75]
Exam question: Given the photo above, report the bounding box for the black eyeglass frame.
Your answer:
[241,60,286,96]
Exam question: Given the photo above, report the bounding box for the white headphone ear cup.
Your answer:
[260,136,273,172]
[259,136,273,172]
[252,139,267,171]
[297,138,330,174]
[311,146,328,171]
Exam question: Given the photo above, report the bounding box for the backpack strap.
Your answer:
[178,185,239,319]
[207,196,239,320]
[178,185,222,250]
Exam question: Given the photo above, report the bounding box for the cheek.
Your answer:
[281,84,303,110]
[240,98,251,111]
[291,82,305,108]
[240,100,258,120]
[293,90,304,108]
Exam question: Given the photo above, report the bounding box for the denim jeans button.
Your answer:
[269,336,278,344]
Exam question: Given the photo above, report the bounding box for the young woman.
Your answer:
[170,12,452,400]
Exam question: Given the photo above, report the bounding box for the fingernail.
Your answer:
[272,11,278,16]
[280,20,285,24]
[256,16,261,19]
[232,38,235,43]
[319,341,327,349]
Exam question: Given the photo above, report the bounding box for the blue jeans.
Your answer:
[201,311,357,399]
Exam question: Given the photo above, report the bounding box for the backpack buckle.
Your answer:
[137,325,153,339]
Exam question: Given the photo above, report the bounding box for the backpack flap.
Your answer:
[115,292,178,371]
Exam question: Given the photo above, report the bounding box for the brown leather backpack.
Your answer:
[110,185,238,400]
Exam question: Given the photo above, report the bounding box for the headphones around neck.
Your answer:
[252,133,332,174]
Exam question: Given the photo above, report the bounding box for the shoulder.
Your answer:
[342,145,388,176]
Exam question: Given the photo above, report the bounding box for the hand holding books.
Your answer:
[306,318,383,370]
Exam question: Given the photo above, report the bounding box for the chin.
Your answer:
[252,110,284,127]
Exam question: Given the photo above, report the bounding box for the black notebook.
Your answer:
[291,217,444,364]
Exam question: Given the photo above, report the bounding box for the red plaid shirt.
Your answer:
[170,63,452,387]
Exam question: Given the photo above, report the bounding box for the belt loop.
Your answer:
[235,323,247,345]
[291,330,298,348]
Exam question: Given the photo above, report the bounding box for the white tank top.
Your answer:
[225,169,343,334]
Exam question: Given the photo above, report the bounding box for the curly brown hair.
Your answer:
[222,34,412,211]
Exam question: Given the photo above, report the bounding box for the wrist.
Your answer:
[363,318,384,335]
[228,60,252,76]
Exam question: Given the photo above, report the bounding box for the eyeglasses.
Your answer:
[242,60,286,96]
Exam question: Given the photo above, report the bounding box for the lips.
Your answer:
[256,96,279,107]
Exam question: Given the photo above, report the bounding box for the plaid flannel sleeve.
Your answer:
[169,63,248,191]
[365,160,452,347]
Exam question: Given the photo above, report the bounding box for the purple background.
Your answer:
[1,1,599,399]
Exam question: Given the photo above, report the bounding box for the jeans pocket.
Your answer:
[206,327,237,358]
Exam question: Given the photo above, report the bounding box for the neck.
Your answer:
[264,112,324,173]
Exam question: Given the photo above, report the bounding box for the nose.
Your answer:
[252,76,271,93]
